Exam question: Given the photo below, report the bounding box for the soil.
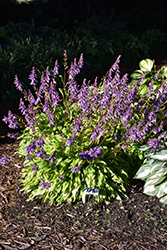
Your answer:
[1,57,167,249]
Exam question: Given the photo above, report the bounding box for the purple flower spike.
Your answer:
[78,53,83,68]
[39,181,51,189]
[48,151,57,164]
[14,75,23,92]
[65,134,76,147]
[71,166,80,173]
[19,100,27,115]
[29,67,37,88]
[3,111,19,129]
[7,133,19,139]
[52,60,59,78]
[31,165,38,172]
[0,156,11,165]
[147,137,161,149]
[79,147,103,161]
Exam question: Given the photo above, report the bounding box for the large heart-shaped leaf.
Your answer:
[139,59,154,72]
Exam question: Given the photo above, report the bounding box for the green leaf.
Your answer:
[163,66,167,78]
[139,59,154,72]
[135,164,152,179]
[130,70,144,79]
[139,85,149,95]
[155,181,167,198]
[148,175,166,186]
[150,161,165,174]
[150,150,167,161]
[138,144,150,151]
[143,181,155,196]
[159,194,167,204]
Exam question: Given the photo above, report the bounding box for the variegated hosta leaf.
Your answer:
[150,150,167,161]
[135,164,152,179]
[155,180,167,198]
[139,59,154,72]
[136,144,167,204]
[143,182,155,196]
[159,194,167,204]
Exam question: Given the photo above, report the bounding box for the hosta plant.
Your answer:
[135,133,167,204]
[130,58,167,96]
[1,53,167,204]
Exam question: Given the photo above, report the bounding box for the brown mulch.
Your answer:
[1,57,167,249]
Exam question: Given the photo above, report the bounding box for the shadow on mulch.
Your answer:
[1,58,167,249]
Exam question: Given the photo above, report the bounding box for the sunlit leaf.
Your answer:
[135,164,152,179]
[155,181,167,198]
[139,59,154,72]
[130,70,143,79]
[150,150,167,161]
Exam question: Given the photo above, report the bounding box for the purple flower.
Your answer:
[147,137,161,149]
[79,147,103,161]
[48,151,57,163]
[39,181,51,188]
[16,187,22,194]
[68,54,83,78]
[72,118,82,133]
[38,136,45,148]
[65,134,76,147]
[78,53,83,68]
[24,140,38,154]
[68,78,79,103]
[78,80,91,114]
[31,165,38,172]
[19,100,27,115]
[52,60,59,78]
[94,147,103,158]
[0,156,11,164]
[29,67,37,88]
[2,111,19,129]
[45,66,50,83]
[14,75,23,92]
[35,148,45,158]
[71,166,80,173]
[7,133,19,139]
[49,82,60,109]
[90,124,100,142]
[28,89,35,104]
[47,111,55,127]
[43,99,50,113]
[61,174,64,179]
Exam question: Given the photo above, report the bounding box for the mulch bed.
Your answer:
[1,58,167,249]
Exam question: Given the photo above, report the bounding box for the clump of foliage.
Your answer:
[131,58,167,95]
[1,53,167,204]
[135,133,167,204]
[132,59,167,205]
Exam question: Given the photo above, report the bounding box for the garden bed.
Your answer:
[1,58,167,249]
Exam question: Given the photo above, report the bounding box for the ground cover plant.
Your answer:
[1,53,167,206]
[1,58,167,249]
